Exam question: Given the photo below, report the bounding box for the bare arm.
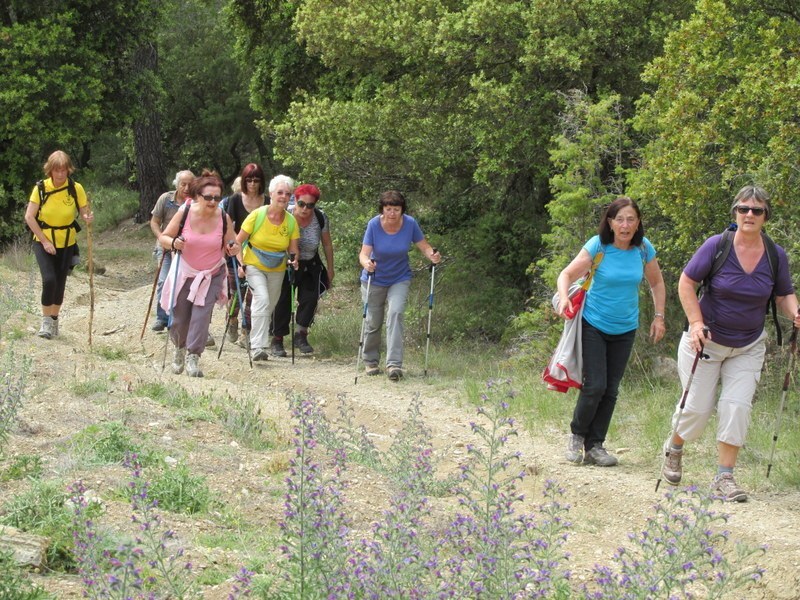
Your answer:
[644,258,666,343]
[158,209,186,252]
[776,294,800,329]
[414,239,441,264]
[321,230,335,284]
[678,272,707,351]
[555,249,593,318]
[150,215,163,239]
[359,243,375,272]
[24,202,56,255]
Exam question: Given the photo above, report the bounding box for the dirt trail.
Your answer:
[7,222,800,599]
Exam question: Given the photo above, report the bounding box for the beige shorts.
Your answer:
[671,329,766,447]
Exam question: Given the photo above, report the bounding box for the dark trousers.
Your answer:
[226,258,251,330]
[33,242,75,306]
[271,262,322,337]
[571,319,636,451]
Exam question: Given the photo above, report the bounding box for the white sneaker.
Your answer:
[37,316,55,340]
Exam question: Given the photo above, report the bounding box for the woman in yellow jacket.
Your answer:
[24,150,93,339]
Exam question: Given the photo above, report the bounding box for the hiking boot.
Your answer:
[365,362,380,376]
[235,332,250,349]
[172,347,186,374]
[253,348,269,361]
[225,321,238,343]
[51,317,59,337]
[565,433,584,464]
[37,316,55,340]
[711,473,747,502]
[387,367,403,382]
[205,333,215,348]
[186,353,203,377]
[270,337,287,357]
[661,440,683,486]
[151,320,167,332]
[293,332,314,354]
[583,445,618,467]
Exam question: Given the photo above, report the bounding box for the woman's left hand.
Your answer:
[649,316,665,343]
[225,241,239,257]
[83,211,94,224]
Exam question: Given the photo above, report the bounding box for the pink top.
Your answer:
[159,208,228,311]
[182,209,224,270]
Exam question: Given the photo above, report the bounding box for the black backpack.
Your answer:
[699,224,782,345]
[35,177,81,232]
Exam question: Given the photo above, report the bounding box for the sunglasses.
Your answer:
[296,200,317,209]
[245,177,261,182]
[200,194,222,202]
[734,205,766,216]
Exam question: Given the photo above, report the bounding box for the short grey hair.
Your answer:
[172,170,195,188]
[268,174,295,194]
[731,185,771,220]
[231,176,241,194]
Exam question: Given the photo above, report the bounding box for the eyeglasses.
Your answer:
[200,194,222,202]
[612,216,638,225]
[296,200,317,209]
[245,177,261,183]
[734,205,766,216]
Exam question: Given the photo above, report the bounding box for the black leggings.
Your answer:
[33,242,75,306]
[271,263,323,336]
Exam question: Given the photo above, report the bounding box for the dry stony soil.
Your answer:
[2,219,800,599]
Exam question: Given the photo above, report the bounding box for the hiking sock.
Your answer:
[669,441,683,453]
[717,466,734,476]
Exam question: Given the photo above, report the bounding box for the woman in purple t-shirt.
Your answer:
[661,185,800,502]
[358,191,441,381]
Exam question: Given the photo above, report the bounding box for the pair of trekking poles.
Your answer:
[655,317,799,491]
[355,251,438,384]
[216,252,300,366]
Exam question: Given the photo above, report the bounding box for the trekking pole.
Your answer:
[354,264,375,384]
[217,248,237,359]
[232,257,253,368]
[767,314,799,477]
[289,253,296,365]
[87,220,95,348]
[424,248,437,377]
[655,327,709,492]
[141,250,166,340]
[161,238,183,371]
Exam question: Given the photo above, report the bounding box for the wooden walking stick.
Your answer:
[87,220,95,348]
[141,250,166,340]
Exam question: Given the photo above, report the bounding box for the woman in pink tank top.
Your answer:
[159,170,239,377]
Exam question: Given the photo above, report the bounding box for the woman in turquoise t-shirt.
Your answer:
[358,191,441,381]
[555,197,666,467]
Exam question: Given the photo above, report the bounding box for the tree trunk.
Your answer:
[132,41,166,223]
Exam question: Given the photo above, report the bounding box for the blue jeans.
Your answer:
[570,319,636,451]
[154,247,173,325]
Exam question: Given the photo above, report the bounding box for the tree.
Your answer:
[631,0,800,275]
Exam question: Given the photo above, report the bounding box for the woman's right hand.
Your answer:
[363,259,375,273]
[42,240,56,255]
[556,295,571,319]
[688,321,710,353]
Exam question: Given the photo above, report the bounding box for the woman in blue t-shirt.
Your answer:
[358,191,441,381]
[556,197,666,467]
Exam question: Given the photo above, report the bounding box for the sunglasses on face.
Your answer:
[200,194,222,202]
[296,200,317,209]
[245,177,261,183]
[734,205,766,216]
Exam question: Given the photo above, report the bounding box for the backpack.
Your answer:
[35,177,81,233]
[242,205,296,251]
[699,224,782,345]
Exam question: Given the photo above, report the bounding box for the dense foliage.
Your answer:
[3,0,799,339]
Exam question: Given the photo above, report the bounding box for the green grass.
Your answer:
[146,463,212,515]
[65,422,159,467]
[0,454,43,482]
[68,378,110,397]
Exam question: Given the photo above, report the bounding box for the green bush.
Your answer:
[0,550,54,599]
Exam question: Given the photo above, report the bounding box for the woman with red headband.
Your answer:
[270,183,334,356]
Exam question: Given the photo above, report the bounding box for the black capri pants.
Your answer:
[33,242,76,306]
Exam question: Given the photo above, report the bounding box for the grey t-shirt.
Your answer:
[288,206,329,261]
